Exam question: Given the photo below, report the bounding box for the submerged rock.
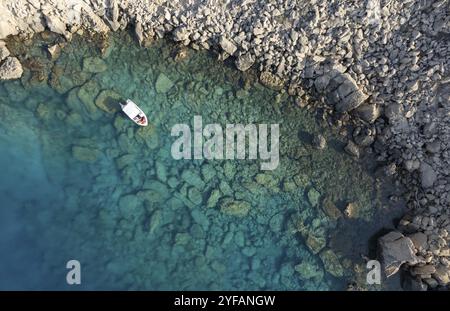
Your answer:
[312,134,327,150]
[181,169,206,190]
[72,145,101,162]
[343,202,358,218]
[155,73,174,93]
[319,249,344,277]
[47,44,61,60]
[0,57,23,80]
[259,71,284,90]
[78,80,100,114]
[83,57,107,73]
[344,140,360,158]
[95,89,121,113]
[255,173,280,192]
[307,187,321,207]
[322,197,342,220]
[306,232,326,254]
[207,189,222,208]
[220,199,251,217]
[188,187,203,205]
[172,46,189,62]
[295,259,324,280]
[148,209,162,234]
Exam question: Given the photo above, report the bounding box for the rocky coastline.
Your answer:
[0,0,449,290]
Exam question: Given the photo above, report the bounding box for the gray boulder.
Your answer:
[420,162,437,188]
[219,35,237,55]
[344,140,360,158]
[0,41,10,61]
[260,71,284,90]
[155,73,174,93]
[83,57,107,73]
[47,44,61,60]
[378,231,421,277]
[44,13,67,36]
[173,26,190,41]
[355,104,381,123]
[314,65,368,112]
[312,134,327,150]
[336,88,368,112]
[235,53,255,71]
[0,57,23,80]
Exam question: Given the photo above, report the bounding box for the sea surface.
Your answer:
[0,31,404,290]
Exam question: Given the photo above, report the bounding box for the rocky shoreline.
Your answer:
[1,0,449,290]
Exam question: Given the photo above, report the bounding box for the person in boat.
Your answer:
[138,116,146,124]
[134,114,146,125]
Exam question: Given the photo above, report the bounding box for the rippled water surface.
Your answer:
[0,32,403,290]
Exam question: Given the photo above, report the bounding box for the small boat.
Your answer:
[120,99,148,127]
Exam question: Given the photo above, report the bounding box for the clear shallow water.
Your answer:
[0,32,402,290]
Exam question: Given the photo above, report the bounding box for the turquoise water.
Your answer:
[0,32,402,290]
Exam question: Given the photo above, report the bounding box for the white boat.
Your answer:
[120,99,148,127]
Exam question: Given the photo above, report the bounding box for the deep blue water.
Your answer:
[0,32,402,290]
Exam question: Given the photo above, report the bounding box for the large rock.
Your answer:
[220,199,251,217]
[408,232,428,251]
[433,265,450,286]
[78,80,100,114]
[155,73,174,93]
[295,260,324,280]
[83,57,107,73]
[0,57,23,80]
[322,197,342,220]
[319,249,344,277]
[219,35,237,55]
[412,264,436,275]
[306,232,326,254]
[47,44,61,60]
[44,14,67,36]
[104,0,120,31]
[0,21,18,39]
[260,71,284,90]
[235,53,255,71]
[378,231,421,277]
[72,145,101,162]
[307,187,321,207]
[420,162,437,188]
[314,61,368,112]
[78,2,111,33]
[312,134,327,150]
[335,87,368,112]
[173,26,190,41]
[95,90,121,113]
[355,104,381,123]
[0,41,10,61]
[344,140,360,158]
[134,21,144,46]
